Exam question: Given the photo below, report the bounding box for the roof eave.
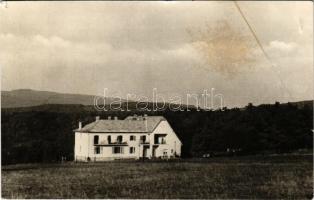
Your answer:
[75,131,152,133]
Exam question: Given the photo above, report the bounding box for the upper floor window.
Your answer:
[94,135,99,145]
[159,137,166,144]
[107,135,111,144]
[140,135,146,143]
[117,135,123,143]
[130,135,136,141]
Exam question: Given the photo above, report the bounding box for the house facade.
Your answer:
[74,115,182,161]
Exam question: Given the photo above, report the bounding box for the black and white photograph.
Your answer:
[0,1,313,199]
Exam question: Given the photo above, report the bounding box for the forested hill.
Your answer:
[2,101,313,164]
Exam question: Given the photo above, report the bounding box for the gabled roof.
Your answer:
[75,116,165,133]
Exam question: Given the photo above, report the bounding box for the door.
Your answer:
[152,146,157,158]
[143,146,149,158]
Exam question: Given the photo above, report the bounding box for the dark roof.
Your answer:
[75,116,165,133]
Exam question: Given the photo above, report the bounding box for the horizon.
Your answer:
[2,88,313,110]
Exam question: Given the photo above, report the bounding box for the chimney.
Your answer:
[79,121,82,130]
[95,116,100,121]
[108,116,111,120]
[114,116,118,120]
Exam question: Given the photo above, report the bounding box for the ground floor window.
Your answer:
[95,146,101,154]
[112,146,124,154]
[163,149,168,157]
[129,147,135,154]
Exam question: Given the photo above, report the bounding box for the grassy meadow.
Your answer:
[2,155,313,199]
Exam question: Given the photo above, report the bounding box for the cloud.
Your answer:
[268,40,297,52]
[34,35,71,48]
[249,40,300,61]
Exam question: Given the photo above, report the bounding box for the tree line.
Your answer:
[2,102,312,164]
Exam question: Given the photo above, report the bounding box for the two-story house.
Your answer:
[74,115,182,161]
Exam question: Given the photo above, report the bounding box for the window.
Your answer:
[112,147,124,154]
[130,135,136,141]
[94,135,99,145]
[117,135,123,143]
[95,146,101,154]
[107,135,111,144]
[158,137,166,144]
[140,135,146,143]
[129,147,135,154]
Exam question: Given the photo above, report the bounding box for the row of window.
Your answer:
[94,146,135,154]
[83,146,173,155]
[93,135,146,144]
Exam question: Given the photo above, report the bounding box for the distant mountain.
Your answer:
[2,89,312,111]
[1,89,118,108]
[1,89,197,111]
[1,102,199,113]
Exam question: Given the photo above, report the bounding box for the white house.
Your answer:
[74,115,182,161]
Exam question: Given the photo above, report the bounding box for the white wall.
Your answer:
[74,120,182,161]
[75,132,90,158]
[75,132,151,161]
[151,120,182,158]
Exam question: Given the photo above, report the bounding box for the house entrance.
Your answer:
[142,146,149,158]
[152,146,158,158]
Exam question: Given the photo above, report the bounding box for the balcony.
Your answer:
[154,134,167,145]
[94,140,128,146]
[139,136,149,145]
[154,140,166,145]
[139,140,150,145]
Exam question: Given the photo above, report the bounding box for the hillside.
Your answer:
[1,89,118,108]
[1,101,313,164]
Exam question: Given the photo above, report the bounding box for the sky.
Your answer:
[0,1,313,108]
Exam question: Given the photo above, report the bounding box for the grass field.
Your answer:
[2,155,313,199]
